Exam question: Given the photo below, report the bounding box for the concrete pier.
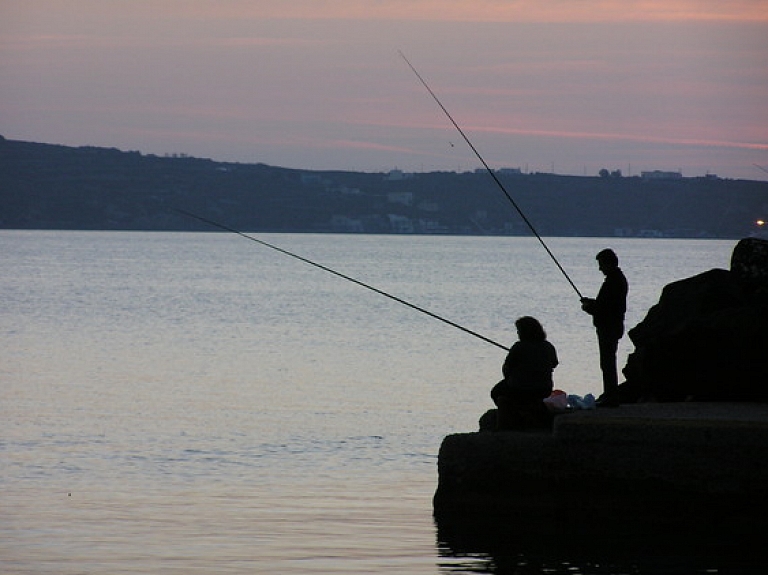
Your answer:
[434,403,768,518]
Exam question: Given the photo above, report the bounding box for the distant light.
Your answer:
[758,220,766,227]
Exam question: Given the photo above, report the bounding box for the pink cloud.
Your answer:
[316,139,419,154]
[0,32,322,51]
[38,0,761,23]
[196,0,768,22]
[466,125,768,151]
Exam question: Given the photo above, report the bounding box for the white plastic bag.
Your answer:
[567,393,596,410]
[543,389,569,412]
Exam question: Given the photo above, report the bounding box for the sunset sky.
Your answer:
[2,1,767,179]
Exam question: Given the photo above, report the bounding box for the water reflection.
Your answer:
[435,509,766,574]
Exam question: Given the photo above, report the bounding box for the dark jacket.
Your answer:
[584,267,628,338]
[500,339,559,399]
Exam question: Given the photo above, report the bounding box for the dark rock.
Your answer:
[477,405,554,432]
[478,409,497,431]
[731,236,768,283]
[434,403,768,518]
[621,238,768,402]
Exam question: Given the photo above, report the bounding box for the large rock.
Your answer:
[731,236,768,283]
[620,238,768,402]
[434,403,768,518]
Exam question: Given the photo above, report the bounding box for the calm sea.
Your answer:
[1,231,746,574]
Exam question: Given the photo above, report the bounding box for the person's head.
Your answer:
[596,248,619,275]
[515,316,547,342]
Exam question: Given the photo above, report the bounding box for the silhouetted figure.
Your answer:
[581,248,628,407]
[489,316,558,430]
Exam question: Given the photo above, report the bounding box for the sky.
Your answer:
[2,1,768,180]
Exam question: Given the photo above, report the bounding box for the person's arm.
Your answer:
[550,343,559,369]
[502,343,520,378]
[581,297,596,315]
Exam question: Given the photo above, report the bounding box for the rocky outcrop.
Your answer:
[434,403,768,517]
[619,237,768,402]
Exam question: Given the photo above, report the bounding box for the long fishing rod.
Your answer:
[176,209,510,351]
[398,51,583,300]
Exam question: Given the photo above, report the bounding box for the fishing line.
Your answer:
[176,209,510,351]
[398,50,583,299]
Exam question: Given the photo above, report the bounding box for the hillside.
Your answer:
[1,136,766,238]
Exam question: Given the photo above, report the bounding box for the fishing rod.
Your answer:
[398,50,583,300]
[176,209,510,351]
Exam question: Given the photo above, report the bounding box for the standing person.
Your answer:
[490,316,559,430]
[581,248,628,407]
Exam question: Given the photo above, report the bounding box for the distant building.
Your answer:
[497,167,522,175]
[330,185,361,195]
[388,214,414,233]
[387,191,414,206]
[418,219,448,234]
[641,170,682,180]
[386,169,414,181]
[417,200,439,212]
[330,215,364,233]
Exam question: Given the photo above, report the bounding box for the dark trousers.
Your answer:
[490,380,551,430]
[597,330,620,396]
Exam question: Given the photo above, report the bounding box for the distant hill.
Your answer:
[1,136,766,238]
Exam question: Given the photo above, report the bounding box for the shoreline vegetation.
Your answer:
[1,136,766,238]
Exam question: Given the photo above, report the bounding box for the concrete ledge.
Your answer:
[434,403,768,517]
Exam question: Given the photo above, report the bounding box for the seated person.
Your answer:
[490,316,559,430]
